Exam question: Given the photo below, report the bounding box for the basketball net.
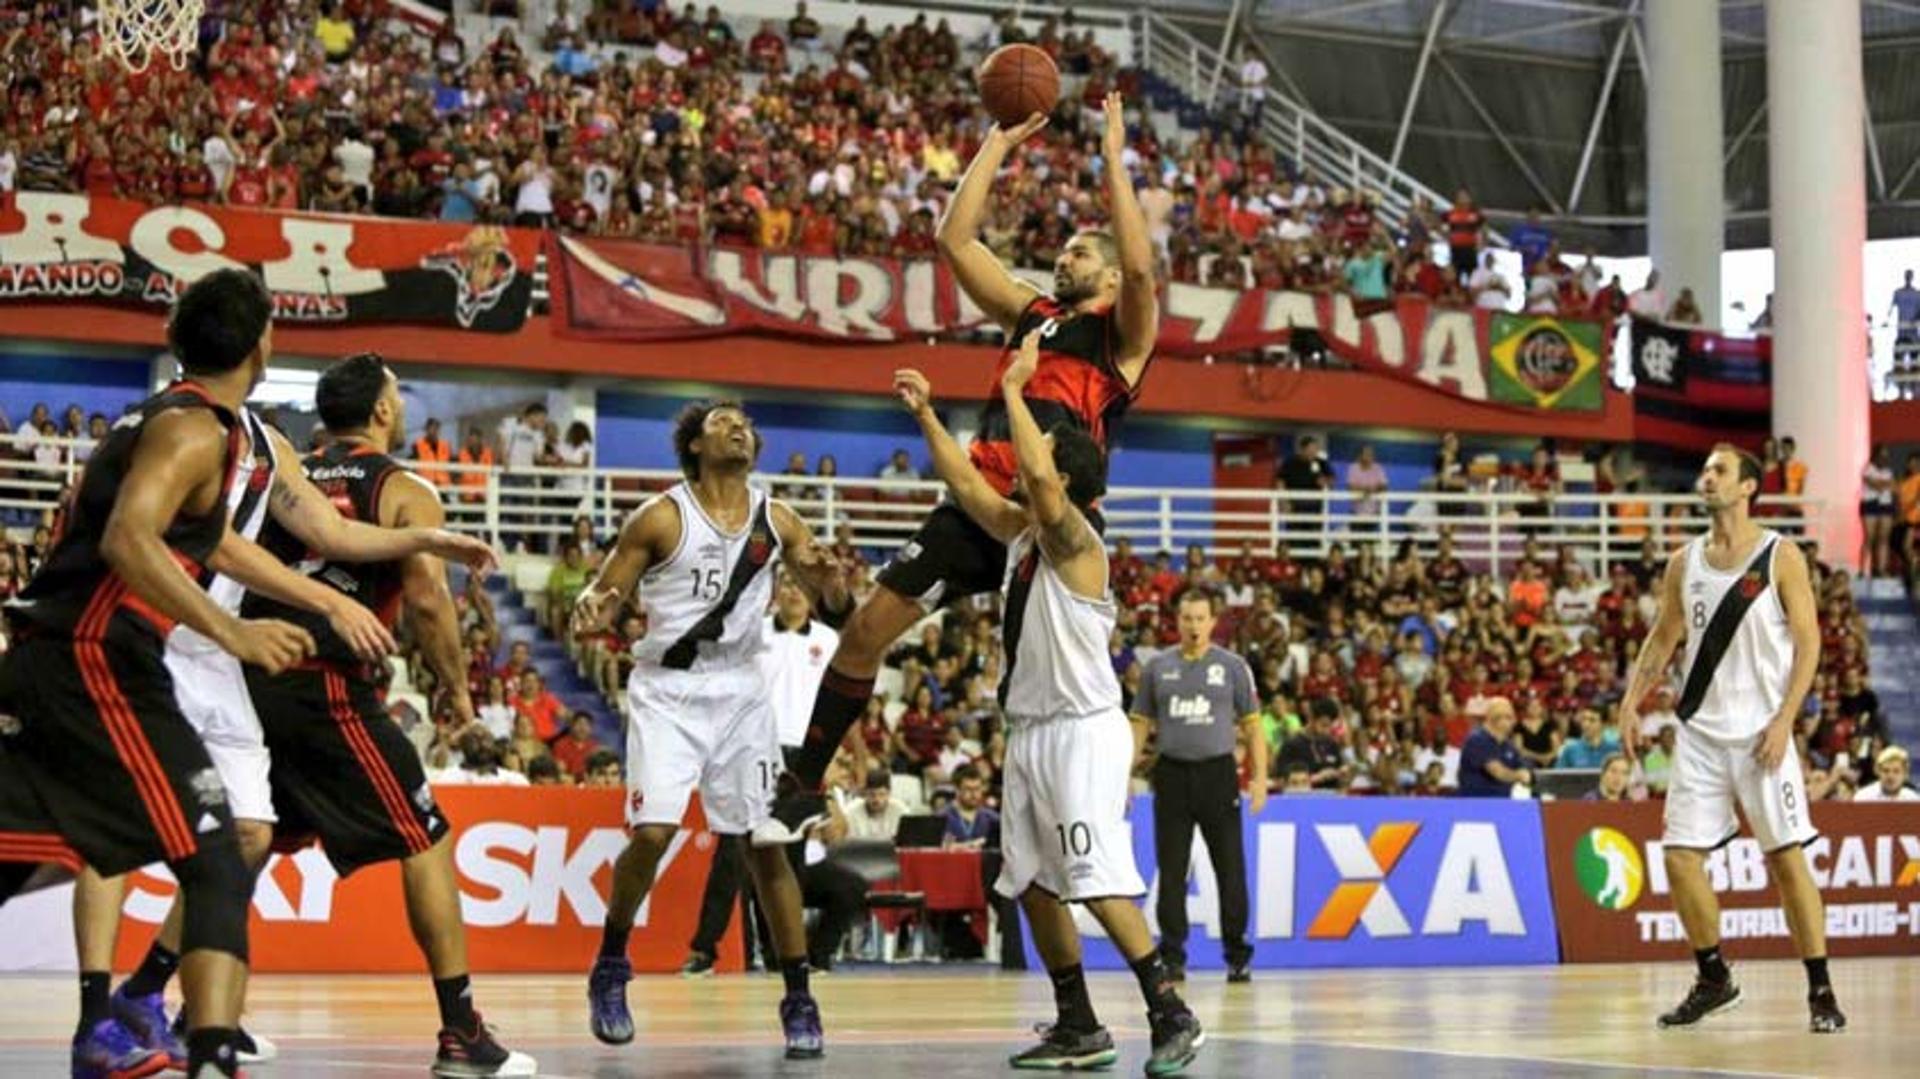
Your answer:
[99,0,202,75]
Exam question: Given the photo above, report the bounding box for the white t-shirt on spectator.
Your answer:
[477,702,516,741]
[554,438,592,494]
[203,136,236,193]
[583,163,618,219]
[1526,274,1559,313]
[514,166,555,216]
[1628,288,1665,318]
[1553,582,1605,628]
[0,149,15,193]
[1853,783,1919,802]
[335,137,374,189]
[1238,58,1269,98]
[936,747,973,778]
[1223,581,1254,609]
[844,799,905,841]
[1469,267,1509,310]
[498,416,545,472]
[1413,743,1461,788]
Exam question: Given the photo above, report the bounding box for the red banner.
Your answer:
[1543,800,1920,962]
[546,235,1604,413]
[0,193,538,332]
[108,788,741,974]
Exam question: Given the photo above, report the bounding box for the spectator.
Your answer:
[1235,46,1269,122]
[941,765,998,848]
[878,447,919,485]
[412,418,453,489]
[585,750,624,788]
[1513,700,1559,771]
[476,676,517,741]
[526,756,567,787]
[1467,250,1510,310]
[845,768,905,839]
[1552,562,1603,635]
[1508,208,1552,274]
[1344,443,1390,520]
[1585,753,1635,802]
[1277,697,1347,791]
[1444,187,1485,283]
[1861,445,1896,577]
[1279,434,1333,522]
[788,1,821,43]
[551,711,604,780]
[1639,723,1677,794]
[1666,287,1704,325]
[1627,270,1665,319]
[455,425,494,504]
[513,670,566,741]
[1853,746,1917,802]
[545,539,593,631]
[314,2,355,62]
[1888,269,1920,368]
[1555,709,1618,769]
[1457,697,1531,797]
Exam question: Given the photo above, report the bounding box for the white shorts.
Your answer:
[624,663,778,835]
[1662,723,1816,853]
[995,709,1146,903]
[163,638,275,824]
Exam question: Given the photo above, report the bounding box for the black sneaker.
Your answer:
[1657,980,1742,1028]
[432,1012,536,1076]
[1226,961,1252,984]
[1009,1023,1117,1070]
[1146,1009,1206,1077]
[1809,988,1847,1034]
[680,951,716,978]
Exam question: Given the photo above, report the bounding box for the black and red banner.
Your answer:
[0,193,538,332]
[1629,316,1771,451]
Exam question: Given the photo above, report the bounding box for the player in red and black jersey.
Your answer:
[0,270,322,1079]
[780,93,1157,804]
[238,355,533,1077]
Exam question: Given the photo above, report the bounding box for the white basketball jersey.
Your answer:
[1677,529,1791,741]
[999,529,1121,722]
[632,482,782,669]
[172,409,276,656]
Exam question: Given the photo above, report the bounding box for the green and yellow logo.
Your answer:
[1574,827,1645,910]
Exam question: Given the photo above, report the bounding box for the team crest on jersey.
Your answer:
[747,527,773,565]
[1206,663,1226,686]
[1737,571,1764,600]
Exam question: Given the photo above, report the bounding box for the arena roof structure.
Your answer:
[1139,0,1920,252]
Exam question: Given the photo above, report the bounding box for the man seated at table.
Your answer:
[942,765,1000,849]
[844,768,906,840]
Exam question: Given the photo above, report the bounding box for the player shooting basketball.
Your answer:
[777,92,1158,821]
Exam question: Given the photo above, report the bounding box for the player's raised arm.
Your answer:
[894,368,1026,543]
[1000,336,1100,583]
[101,409,314,672]
[1615,551,1686,760]
[571,495,676,636]
[936,114,1048,331]
[1101,92,1159,372]
[263,426,497,573]
[1758,540,1821,770]
[768,500,854,628]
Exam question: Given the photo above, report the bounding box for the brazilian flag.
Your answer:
[1487,313,1604,411]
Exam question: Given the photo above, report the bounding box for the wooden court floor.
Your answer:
[0,959,1914,1077]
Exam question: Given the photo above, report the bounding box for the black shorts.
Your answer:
[0,635,234,877]
[247,664,449,876]
[875,502,1009,610]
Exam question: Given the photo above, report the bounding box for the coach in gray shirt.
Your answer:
[1130,588,1267,983]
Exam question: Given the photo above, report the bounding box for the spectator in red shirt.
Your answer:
[892,685,948,775]
[551,711,604,779]
[512,670,566,742]
[1444,187,1485,284]
[497,640,533,683]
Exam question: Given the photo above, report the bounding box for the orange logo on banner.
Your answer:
[109,788,743,975]
[1306,822,1419,939]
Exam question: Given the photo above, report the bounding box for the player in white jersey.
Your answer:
[571,400,851,1061]
[1617,443,1845,1035]
[896,334,1205,1077]
[74,397,495,1072]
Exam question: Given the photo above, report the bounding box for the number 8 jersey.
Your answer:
[631,482,784,671]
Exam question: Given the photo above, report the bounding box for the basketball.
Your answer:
[977,44,1059,128]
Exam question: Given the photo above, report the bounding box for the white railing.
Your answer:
[1135,11,1498,248]
[1,443,1820,581]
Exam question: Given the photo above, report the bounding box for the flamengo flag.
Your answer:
[1485,313,1604,411]
[1630,318,1691,390]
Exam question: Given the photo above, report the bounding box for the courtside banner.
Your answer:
[0,192,537,332]
[547,235,1605,414]
[1543,801,1920,962]
[1033,796,1559,971]
[0,788,739,974]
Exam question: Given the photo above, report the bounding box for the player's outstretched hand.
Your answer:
[991,112,1049,149]
[326,599,397,662]
[1101,91,1127,158]
[570,584,618,639]
[232,619,316,675]
[426,529,499,575]
[894,369,933,416]
[1754,720,1792,771]
[1615,699,1641,762]
[1002,330,1041,393]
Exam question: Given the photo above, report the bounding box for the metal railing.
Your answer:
[1135,11,1498,248]
[2,442,1820,582]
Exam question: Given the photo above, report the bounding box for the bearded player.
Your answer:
[777,91,1157,820]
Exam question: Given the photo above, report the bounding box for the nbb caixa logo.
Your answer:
[1047,798,1561,970]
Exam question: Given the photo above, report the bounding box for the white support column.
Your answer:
[1767,0,1869,565]
[1646,0,1722,326]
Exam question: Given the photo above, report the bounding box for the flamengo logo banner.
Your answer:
[547,235,1605,414]
[1543,801,1920,962]
[1032,796,1559,970]
[0,193,538,332]
[0,787,740,974]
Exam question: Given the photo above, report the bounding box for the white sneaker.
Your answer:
[235,1028,276,1063]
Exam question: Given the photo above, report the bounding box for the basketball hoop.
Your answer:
[99,0,203,75]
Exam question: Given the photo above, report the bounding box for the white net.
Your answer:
[98,0,204,74]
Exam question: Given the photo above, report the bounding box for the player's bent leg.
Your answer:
[786,584,926,790]
[1080,896,1204,1077]
[1766,847,1847,1033]
[1010,888,1115,1072]
[745,843,824,1060]
[1657,846,1741,1029]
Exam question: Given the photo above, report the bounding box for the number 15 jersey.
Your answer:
[631,483,784,671]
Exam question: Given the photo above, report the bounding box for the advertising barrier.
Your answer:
[1029,795,1561,971]
[1543,801,1920,962]
[0,787,740,974]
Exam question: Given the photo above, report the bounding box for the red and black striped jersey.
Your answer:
[242,441,408,667]
[4,383,241,646]
[969,295,1147,496]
